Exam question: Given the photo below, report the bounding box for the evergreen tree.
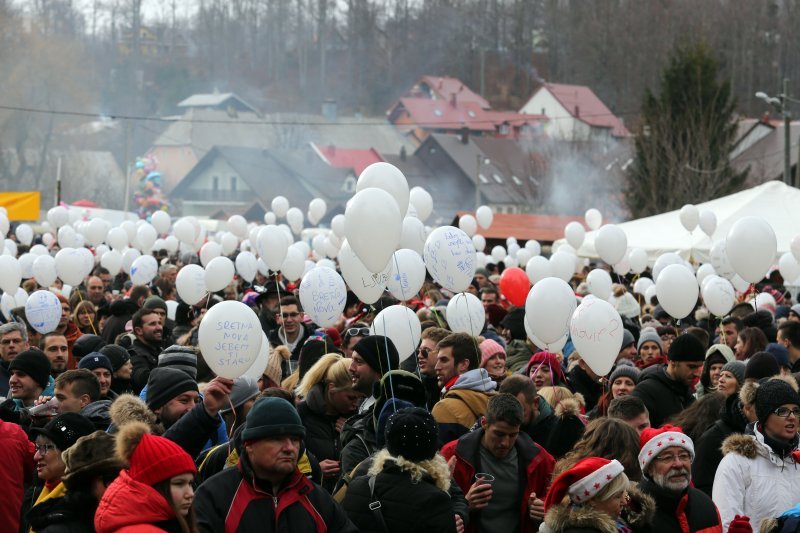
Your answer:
[625,41,748,218]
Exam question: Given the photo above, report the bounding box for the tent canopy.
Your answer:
[556,180,798,264]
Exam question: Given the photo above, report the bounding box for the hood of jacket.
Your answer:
[109,298,139,317]
[368,448,451,492]
[108,394,163,435]
[94,470,175,533]
[82,399,112,429]
[450,368,497,393]
[543,501,620,533]
[442,388,495,421]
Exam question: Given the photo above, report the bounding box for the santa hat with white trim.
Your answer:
[543,457,625,511]
[638,424,694,473]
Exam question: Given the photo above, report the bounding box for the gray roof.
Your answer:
[732,119,800,185]
[177,92,258,112]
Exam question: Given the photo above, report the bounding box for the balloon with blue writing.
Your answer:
[298,267,346,329]
[446,293,485,336]
[386,249,426,302]
[569,298,624,376]
[339,239,391,305]
[198,301,263,379]
[176,264,207,306]
[25,290,62,334]
[423,226,476,293]
[243,333,271,381]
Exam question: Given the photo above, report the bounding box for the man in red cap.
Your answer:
[637,424,725,533]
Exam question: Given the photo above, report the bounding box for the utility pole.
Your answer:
[55,156,62,206]
[784,78,793,187]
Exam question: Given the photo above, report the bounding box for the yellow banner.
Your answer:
[0,192,41,221]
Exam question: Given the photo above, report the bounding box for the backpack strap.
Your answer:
[368,474,391,533]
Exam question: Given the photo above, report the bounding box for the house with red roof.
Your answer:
[312,144,383,177]
[520,82,630,142]
[406,75,491,109]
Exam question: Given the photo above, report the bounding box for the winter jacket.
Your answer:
[631,364,695,428]
[100,299,139,344]
[520,395,557,449]
[95,470,181,533]
[540,484,655,533]
[567,366,603,412]
[27,490,96,533]
[507,340,534,372]
[638,477,722,533]
[342,449,456,533]
[129,337,162,393]
[713,427,800,532]
[0,419,34,532]
[441,427,555,533]
[432,368,497,445]
[81,399,112,431]
[692,394,747,496]
[162,401,223,460]
[542,396,587,459]
[297,384,344,492]
[0,360,10,397]
[338,408,376,477]
[193,451,358,533]
[267,323,313,379]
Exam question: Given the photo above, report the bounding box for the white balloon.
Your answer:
[476,205,493,229]
[203,256,235,292]
[423,226,477,293]
[409,187,434,222]
[298,266,346,328]
[198,301,263,379]
[508,242,520,258]
[345,188,402,273]
[100,249,123,275]
[491,245,506,263]
[357,162,410,216]
[308,198,327,223]
[458,215,478,237]
[0,256,21,293]
[644,284,657,304]
[725,216,777,283]
[779,252,800,284]
[695,263,717,287]
[331,214,346,238]
[446,292,485,336]
[698,210,717,237]
[0,293,14,321]
[0,216,8,239]
[286,207,304,233]
[652,252,684,282]
[150,210,171,234]
[14,287,27,307]
[594,225,627,265]
[525,240,541,257]
[18,253,35,279]
[280,247,306,281]
[121,248,141,275]
[655,263,699,319]
[316,258,336,270]
[257,225,289,272]
[549,251,576,282]
[526,256,552,285]
[291,241,311,261]
[226,215,247,238]
[47,206,69,228]
[386,249,426,301]
[173,218,195,244]
[503,255,519,268]
[370,305,421,362]
[679,204,699,232]
[569,298,624,376]
[312,234,327,256]
[517,249,532,268]
[54,248,85,285]
[130,255,158,285]
[339,240,391,304]
[199,241,222,267]
[57,226,78,249]
[585,208,602,230]
[792,235,800,263]
[710,240,736,280]
[176,264,207,305]
[526,277,576,344]
[400,217,427,255]
[564,221,586,250]
[25,290,62,334]
[41,234,55,249]
[272,196,290,218]
[15,224,33,246]
[702,276,736,316]
[628,248,648,274]
[220,232,239,255]
[263,212,277,225]
[613,256,631,276]
[730,275,750,293]
[243,335,270,381]
[632,277,653,296]
[235,251,258,283]
[106,227,128,251]
[586,269,613,300]
[136,223,158,251]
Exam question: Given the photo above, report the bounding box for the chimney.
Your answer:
[322,98,337,121]
[450,93,457,107]
[460,126,469,144]
[574,105,580,117]
[400,146,407,161]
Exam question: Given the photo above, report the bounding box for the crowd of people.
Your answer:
[3,240,800,533]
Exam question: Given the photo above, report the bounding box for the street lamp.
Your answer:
[755,79,797,186]
[475,155,490,211]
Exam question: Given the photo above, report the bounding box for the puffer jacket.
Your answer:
[297,384,344,492]
[540,484,655,533]
[631,364,694,428]
[342,449,456,533]
[431,368,497,445]
[692,394,748,496]
[94,470,180,533]
[713,426,800,531]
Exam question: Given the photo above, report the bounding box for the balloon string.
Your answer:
[369,301,398,415]
[76,288,99,335]
[461,293,491,393]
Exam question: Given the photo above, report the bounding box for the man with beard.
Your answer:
[40,333,69,377]
[129,308,164,392]
[0,323,30,396]
[637,425,723,533]
[54,294,82,370]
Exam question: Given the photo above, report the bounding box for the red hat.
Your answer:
[324,327,342,348]
[525,351,567,385]
[129,433,197,486]
[638,424,694,473]
[543,457,624,511]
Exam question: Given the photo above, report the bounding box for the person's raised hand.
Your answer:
[202,376,234,417]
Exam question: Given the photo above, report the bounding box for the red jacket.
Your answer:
[0,420,34,532]
[441,428,555,533]
[95,470,178,533]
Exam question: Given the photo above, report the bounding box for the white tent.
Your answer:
[556,180,800,264]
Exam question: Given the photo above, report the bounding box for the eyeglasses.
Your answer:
[278,312,301,319]
[773,407,800,418]
[34,443,58,455]
[346,327,371,338]
[653,452,692,464]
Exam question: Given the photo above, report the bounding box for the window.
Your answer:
[342,175,357,193]
[212,176,219,191]
[434,109,443,117]
[512,175,522,185]
[468,110,476,118]
[498,123,510,135]
[478,173,489,184]
[231,176,237,192]
[492,173,503,184]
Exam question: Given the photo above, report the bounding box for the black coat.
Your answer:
[342,451,456,533]
[128,337,161,393]
[26,491,95,533]
[568,365,603,412]
[693,394,748,496]
[631,365,695,428]
[163,401,222,460]
[297,384,343,492]
[338,408,376,478]
[100,299,139,343]
[638,478,721,533]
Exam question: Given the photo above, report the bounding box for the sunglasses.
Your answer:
[417,346,436,358]
[346,327,371,338]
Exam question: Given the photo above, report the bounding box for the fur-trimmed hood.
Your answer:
[542,483,655,533]
[108,394,164,435]
[368,448,451,492]
[721,425,798,468]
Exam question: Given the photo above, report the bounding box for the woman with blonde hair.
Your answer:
[72,300,98,334]
[296,353,364,492]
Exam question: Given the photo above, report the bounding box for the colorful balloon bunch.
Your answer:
[133,155,169,220]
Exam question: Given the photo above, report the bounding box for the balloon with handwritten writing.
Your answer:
[423,226,476,293]
[370,305,421,363]
[243,334,270,381]
[198,300,263,379]
[701,275,736,317]
[570,298,624,376]
[130,255,158,286]
[525,277,576,345]
[339,239,391,304]
[446,292,485,336]
[386,249,426,301]
[299,267,346,328]
[25,289,61,334]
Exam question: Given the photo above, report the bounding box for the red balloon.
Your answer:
[499,267,530,307]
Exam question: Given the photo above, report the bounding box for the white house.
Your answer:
[519,82,630,142]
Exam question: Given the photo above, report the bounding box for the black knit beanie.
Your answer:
[353,335,399,375]
[500,307,526,341]
[99,344,130,373]
[755,379,800,425]
[9,349,51,389]
[668,334,706,362]
[385,407,439,462]
[745,352,780,381]
[72,335,107,361]
[145,367,198,411]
